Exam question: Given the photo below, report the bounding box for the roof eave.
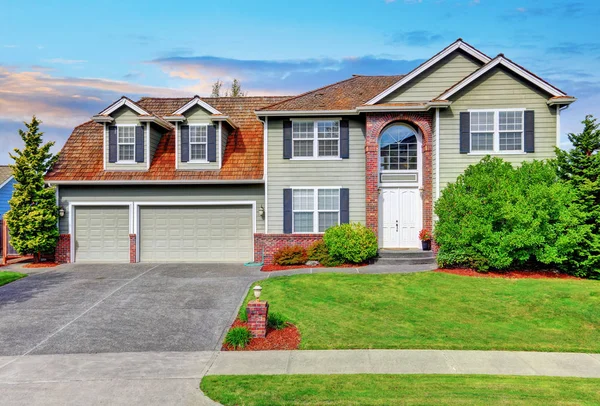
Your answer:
[45,179,265,185]
[137,116,174,130]
[356,101,452,112]
[547,97,576,106]
[255,109,359,117]
[91,115,114,123]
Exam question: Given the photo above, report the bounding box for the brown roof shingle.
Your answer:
[45,96,289,182]
[0,166,13,185]
[258,75,404,112]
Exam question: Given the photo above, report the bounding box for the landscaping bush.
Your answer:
[224,327,252,349]
[273,245,308,266]
[323,223,378,264]
[267,312,288,330]
[434,156,587,272]
[307,240,344,267]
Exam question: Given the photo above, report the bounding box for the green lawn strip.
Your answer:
[0,271,26,287]
[240,272,600,352]
[201,374,600,406]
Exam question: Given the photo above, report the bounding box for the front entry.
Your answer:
[380,188,422,248]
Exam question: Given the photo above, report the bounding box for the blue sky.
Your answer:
[0,0,598,164]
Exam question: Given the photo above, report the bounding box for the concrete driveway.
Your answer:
[0,263,263,356]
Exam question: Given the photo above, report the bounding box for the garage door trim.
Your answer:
[133,200,256,263]
[68,201,134,263]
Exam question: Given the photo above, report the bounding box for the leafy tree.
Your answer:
[5,117,59,262]
[211,80,223,97]
[226,78,246,97]
[556,115,600,277]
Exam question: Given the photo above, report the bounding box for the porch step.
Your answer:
[375,249,437,266]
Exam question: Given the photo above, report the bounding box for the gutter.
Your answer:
[45,179,265,186]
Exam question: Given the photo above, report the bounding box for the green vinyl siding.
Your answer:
[266,117,366,233]
[178,104,220,170]
[149,124,162,165]
[221,123,230,166]
[381,51,482,103]
[105,106,147,171]
[58,184,265,235]
[438,66,558,191]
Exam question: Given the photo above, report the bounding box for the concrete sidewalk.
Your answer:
[207,349,600,378]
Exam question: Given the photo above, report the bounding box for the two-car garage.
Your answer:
[72,203,255,263]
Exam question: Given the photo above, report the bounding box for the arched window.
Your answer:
[379,124,419,171]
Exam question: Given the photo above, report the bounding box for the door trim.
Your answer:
[68,201,134,263]
[133,201,257,263]
[378,187,422,249]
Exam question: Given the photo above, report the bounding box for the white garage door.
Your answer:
[75,206,130,263]
[139,205,253,263]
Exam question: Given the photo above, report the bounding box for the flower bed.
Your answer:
[262,263,368,272]
[22,262,59,269]
[222,318,300,351]
[436,268,580,280]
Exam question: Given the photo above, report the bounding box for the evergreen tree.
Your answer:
[226,79,246,97]
[556,115,600,278]
[211,80,223,97]
[5,117,59,262]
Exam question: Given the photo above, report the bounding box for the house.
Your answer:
[0,166,15,220]
[45,39,575,264]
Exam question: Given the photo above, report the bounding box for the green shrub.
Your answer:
[323,223,378,264]
[267,312,288,330]
[273,245,308,265]
[307,240,344,267]
[224,327,252,349]
[434,156,587,273]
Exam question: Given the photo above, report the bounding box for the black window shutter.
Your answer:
[459,112,470,154]
[340,188,350,224]
[180,125,190,163]
[524,110,535,153]
[340,120,349,159]
[283,188,293,234]
[207,124,217,162]
[283,120,292,159]
[135,126,144,163]
[108,126,118,163]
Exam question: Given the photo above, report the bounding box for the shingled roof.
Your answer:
[0,166,13,185]
[45,96,289,182]
[258,75,404,112]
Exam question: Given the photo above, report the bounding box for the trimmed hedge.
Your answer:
[273,245,308,266]
[323,223,378,264]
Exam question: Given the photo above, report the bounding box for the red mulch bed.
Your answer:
[262,263,368,272]
[22,262,60,269]
[222,318,301,351]
[436,268,580,280]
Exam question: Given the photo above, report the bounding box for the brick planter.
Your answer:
[254,233,322,265]
[246,300,269,338]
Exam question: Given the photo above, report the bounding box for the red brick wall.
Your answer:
[365,112,434,237]
[246,300,269,338]
[254,233,322,265]
[129,234,137,263]
[55,234,71,263]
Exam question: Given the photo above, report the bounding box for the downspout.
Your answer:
[435,108,440,203]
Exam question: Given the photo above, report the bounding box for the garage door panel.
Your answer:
[75,206,130,263]
[140,205,253,263]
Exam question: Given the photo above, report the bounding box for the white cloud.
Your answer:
[43,58,88,65]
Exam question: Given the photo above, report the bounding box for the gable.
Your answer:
[380,51,483,103]
[184,104,214,123]
[110,105,141,124]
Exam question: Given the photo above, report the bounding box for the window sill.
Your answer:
[290,157,343,161]
[114,161,139,165]
[187,160,211,164]
[467,152,527,156]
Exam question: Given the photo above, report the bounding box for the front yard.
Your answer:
[201,374,600,406]
[0,271,26,287]
[241,272,600,352]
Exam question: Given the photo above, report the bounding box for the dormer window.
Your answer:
[189,125,208,162]
[117,125,136,162]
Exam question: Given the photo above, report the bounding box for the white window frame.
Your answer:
[188,124,209,163]
[291,120,341,160]
[116,124,137,164]
[468,108,526,155]
[292,187,341,234]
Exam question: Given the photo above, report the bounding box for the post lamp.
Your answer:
[253,285,262,301]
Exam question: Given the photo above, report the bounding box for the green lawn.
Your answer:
[0,271,26,287]
[201,374,600,406]
[242,272,600,352]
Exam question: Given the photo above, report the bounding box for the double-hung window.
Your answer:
[292,121,339,158]
[117,125,135,162]
[189,125,208,161]
[470,110,524,153]
[292,188,340,233]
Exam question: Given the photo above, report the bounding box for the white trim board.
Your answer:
[437,56,567,100]
[366,40,492,105]
[99,97,150,116]
[0,175,14,190]
[173,96,222,115]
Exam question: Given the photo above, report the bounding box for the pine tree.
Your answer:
[5,117,59,262]
[556,115,600,278]
[226,79,246,97]
[211,80,223,97]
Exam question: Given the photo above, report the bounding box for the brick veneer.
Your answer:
[254,233,322,265]
[246,300,269,338]
[55,234,71,263]
[365,112,434,237]
[129,234,137,263]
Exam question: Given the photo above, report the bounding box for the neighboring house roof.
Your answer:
[45,96,289,183]
[0,166,13,187]
[257,75,404,113]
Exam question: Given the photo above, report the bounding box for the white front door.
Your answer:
[380,188,422,248]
